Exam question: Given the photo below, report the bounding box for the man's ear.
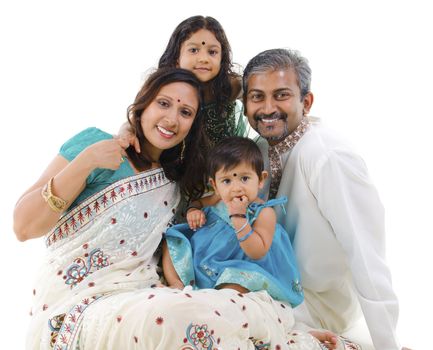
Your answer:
[302,92,314,115]
[259,171,268,189]
[209,178,218,195]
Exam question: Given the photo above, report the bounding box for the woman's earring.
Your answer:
[180,140,186,161]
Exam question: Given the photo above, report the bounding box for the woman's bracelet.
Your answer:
[234,220,248,234]
[41,177,68,213]
[238,229,254,243]
[229,213,246,219]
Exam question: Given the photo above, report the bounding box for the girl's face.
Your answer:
[140,82,199,161]
[210,162,267,204]
[178,29,222,83]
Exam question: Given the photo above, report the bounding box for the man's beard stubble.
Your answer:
[254,111,289,144]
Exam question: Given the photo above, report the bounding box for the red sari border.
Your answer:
[45,168,171,247]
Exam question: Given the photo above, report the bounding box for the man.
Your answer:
[242,48,400,350]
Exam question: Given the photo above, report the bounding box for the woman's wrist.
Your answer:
[76,148,98,173]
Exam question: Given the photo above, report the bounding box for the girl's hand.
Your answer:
[226,195,249,217]
[82,138,128,171]
[187,208,206,230]
[117,121,140,153]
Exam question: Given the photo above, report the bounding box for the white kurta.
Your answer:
[257,119,400,350]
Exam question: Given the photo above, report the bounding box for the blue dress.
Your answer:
[165,197,304,306]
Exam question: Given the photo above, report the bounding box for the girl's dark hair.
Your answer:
[158,15,239,116]
[208,136,264,180]
[127,67,208,200]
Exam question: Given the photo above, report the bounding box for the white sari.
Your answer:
[28,168,357,350]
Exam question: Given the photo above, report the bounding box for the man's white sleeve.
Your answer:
[310,149,400,350]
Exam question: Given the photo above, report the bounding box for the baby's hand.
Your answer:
[308,330,338,350]
[187,208,206,230]
[226,195,249,217]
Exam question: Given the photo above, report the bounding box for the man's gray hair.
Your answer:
[242,48,312,100]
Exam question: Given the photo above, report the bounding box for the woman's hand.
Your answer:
[82,138,129,171]
[14,135,127,241]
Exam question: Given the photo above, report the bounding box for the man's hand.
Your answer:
[308,330,338,350]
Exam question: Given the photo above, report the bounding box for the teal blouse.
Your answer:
[59,127,135,211]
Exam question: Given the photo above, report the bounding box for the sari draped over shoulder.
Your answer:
[28,169,178,349]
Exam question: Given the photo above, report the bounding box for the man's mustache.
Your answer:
[254,112,287,122]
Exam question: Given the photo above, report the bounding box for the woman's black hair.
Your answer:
[126,67,209,200]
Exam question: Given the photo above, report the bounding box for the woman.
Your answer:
[14,67,207,349]
[14,68,342,349]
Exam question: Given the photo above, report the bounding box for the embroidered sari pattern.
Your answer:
[52,295,104,350]
[27,167,360,350]
[29,168,180,349]
[64,248,110,288]
[46,170,169,247]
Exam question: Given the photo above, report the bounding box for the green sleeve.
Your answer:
[233,100,259,140]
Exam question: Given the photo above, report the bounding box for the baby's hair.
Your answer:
[158,15,238,114]
[208,137,264,179]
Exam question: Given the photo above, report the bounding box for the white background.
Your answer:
[1,0,431,348]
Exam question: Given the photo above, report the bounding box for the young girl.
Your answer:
[162,136,303,306]
[123,15,255,150]
[158,15,254,144]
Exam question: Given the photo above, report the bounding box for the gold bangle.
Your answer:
[41,177,68,213]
